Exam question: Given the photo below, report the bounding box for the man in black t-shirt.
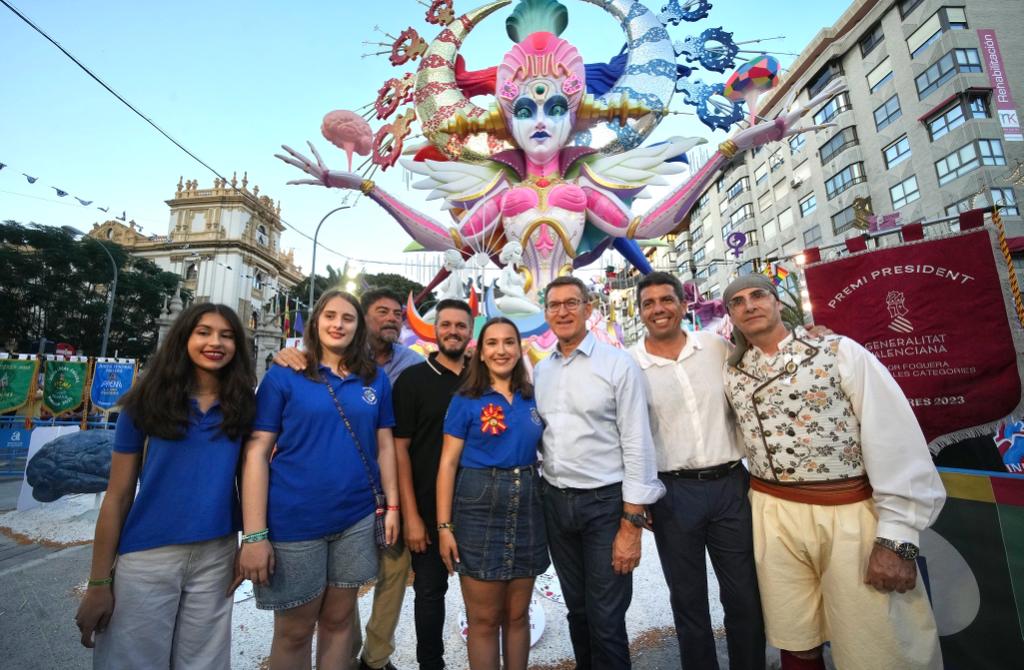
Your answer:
[392,299,472,670]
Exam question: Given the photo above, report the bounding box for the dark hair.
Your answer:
[458,317,533,400]
[119,303,255,441]
[543,275,590,302]
[303,289,377,384]
[636,271,685,304]
[434,298,472,319]
[360,287,403,313]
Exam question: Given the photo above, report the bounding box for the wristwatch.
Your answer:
[621,511,647,528]
[875,537,919,560]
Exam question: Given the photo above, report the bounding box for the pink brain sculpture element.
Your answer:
[321,110,373,171]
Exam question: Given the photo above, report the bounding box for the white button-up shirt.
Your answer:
[630,330,745,471]
[534,332,665,505]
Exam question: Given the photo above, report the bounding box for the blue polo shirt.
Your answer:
[253,364,395,542]
[443,390,542,469]
[114,403,242,555]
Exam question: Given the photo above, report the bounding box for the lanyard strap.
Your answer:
[321,372,382,498]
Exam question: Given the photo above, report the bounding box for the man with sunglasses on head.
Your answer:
[534,276,664,670]
[722,274,945,670]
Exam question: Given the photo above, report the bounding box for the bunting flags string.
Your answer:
[0,159,124,220]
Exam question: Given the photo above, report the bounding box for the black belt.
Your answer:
[660,460,741,481]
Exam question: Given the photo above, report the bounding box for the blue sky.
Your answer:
[0,0,846,275]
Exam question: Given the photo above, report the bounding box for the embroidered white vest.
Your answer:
[724,329,866,482]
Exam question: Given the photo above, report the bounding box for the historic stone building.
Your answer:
[86,173,304,378]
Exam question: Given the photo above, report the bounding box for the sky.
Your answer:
[0,0,846,281]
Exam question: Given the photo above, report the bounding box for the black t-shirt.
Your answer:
[392,352,465,529]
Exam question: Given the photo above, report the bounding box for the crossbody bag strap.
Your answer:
[320,372,383,498]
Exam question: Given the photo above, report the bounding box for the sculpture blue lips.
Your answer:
[531,131,551,139]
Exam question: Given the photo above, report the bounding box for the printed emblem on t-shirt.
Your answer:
[362,387,378,405]
[530,407,542,426]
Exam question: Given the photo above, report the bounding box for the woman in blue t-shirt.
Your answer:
[437,317,549,670]
[238,289,399,668]
[76,303,256,669]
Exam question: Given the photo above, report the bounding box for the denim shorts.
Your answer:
[254,512,377,610]
[452,465,550,581]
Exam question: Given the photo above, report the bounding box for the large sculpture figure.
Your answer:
[278,0,844,308]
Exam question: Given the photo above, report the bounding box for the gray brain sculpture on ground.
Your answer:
[25,430,113,502]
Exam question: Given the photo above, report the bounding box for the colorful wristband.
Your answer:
[437,522,455,532]
[386,505,400,511]
[241,528,269,543]
[87,577,113,587]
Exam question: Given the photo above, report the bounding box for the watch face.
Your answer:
[899,543,920,560]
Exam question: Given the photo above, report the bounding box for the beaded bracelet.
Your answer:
[437,522,455,532]
[87,577,113,587]
[386,505,400,511]
[241,528,269,543]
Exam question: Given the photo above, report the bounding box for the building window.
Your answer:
[727,177,750,200]
[899,0,924,18]
[803,225,823,246]
[945,196,975,216]
[807,61,843,98]
[695,191,710,213]
[256,225,268,246]
[253,271,265,290]
[883,136,912,168]
[890,175,921,209]
[730,203,755,227]
[721,219,735,237]
[860,22,884,57]
[185,263,198,280]
[916,48,982,99]
[690,223,703,242]
[768,150,784,172]
[907,7,969,59]
[789,133,806,155]
[935,138,1006,185]
[819,127,858,164]
[873,94,902,131]
[832,202,863,235]
[773,179,790,201]
[758,190,773,212]
[813,92,852,125]
[866,58,894,94]
[799,193,817,217]
[968,94,989,118]
[992,188,1019,216]
[754,162,768,185]
[825,162,867,200]
[719,197,730,214]
[692,246,706,264]
[779,207,794,230]
[762,219,777,240]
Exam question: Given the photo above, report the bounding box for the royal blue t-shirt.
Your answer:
[443,390,542,469]
[253,364,395,542]
[114,403,242,555]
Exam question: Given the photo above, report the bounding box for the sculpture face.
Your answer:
[507,78,573,166]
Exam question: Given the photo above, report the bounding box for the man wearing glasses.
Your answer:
[534,276,664,670]
[722,274,945,670]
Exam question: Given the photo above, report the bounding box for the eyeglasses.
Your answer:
[727,289,774,310]
[545,298,584,313]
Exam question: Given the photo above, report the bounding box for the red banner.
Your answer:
[804,227,1024,449]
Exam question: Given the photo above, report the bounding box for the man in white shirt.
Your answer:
[534,276,665,670]
[722,274,945,670]
[629,272,764,670]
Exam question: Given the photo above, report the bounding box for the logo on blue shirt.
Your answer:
[530,407,542,426]
[362,387,378,405]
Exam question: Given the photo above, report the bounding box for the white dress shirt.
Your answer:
[630,330,745,471]
[534,332,665,505]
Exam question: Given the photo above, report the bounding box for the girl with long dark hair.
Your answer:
[436,317,548,670]
[76,303,256,669]
[238,289,399,669]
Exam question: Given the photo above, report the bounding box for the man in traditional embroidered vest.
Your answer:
[721,274,945,670]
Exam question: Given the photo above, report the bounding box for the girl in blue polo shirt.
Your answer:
[239,289,399,668]
[76,303,256,669]
[437,317,548,670]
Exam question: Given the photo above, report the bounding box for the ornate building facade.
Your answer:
[87,173,304,379]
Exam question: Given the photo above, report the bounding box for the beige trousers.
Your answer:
[750,491,942,670]
[93,535,236,670]
[353,539,411,668]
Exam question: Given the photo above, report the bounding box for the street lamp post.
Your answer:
[62,226,118,357]
[309,205,352,311]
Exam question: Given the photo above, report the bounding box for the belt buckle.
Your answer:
[696,469,715,481]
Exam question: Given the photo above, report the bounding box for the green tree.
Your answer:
[360,272,427,303]
[0,221,181,359]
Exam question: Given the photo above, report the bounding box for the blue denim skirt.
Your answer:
[452,465,550,581]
